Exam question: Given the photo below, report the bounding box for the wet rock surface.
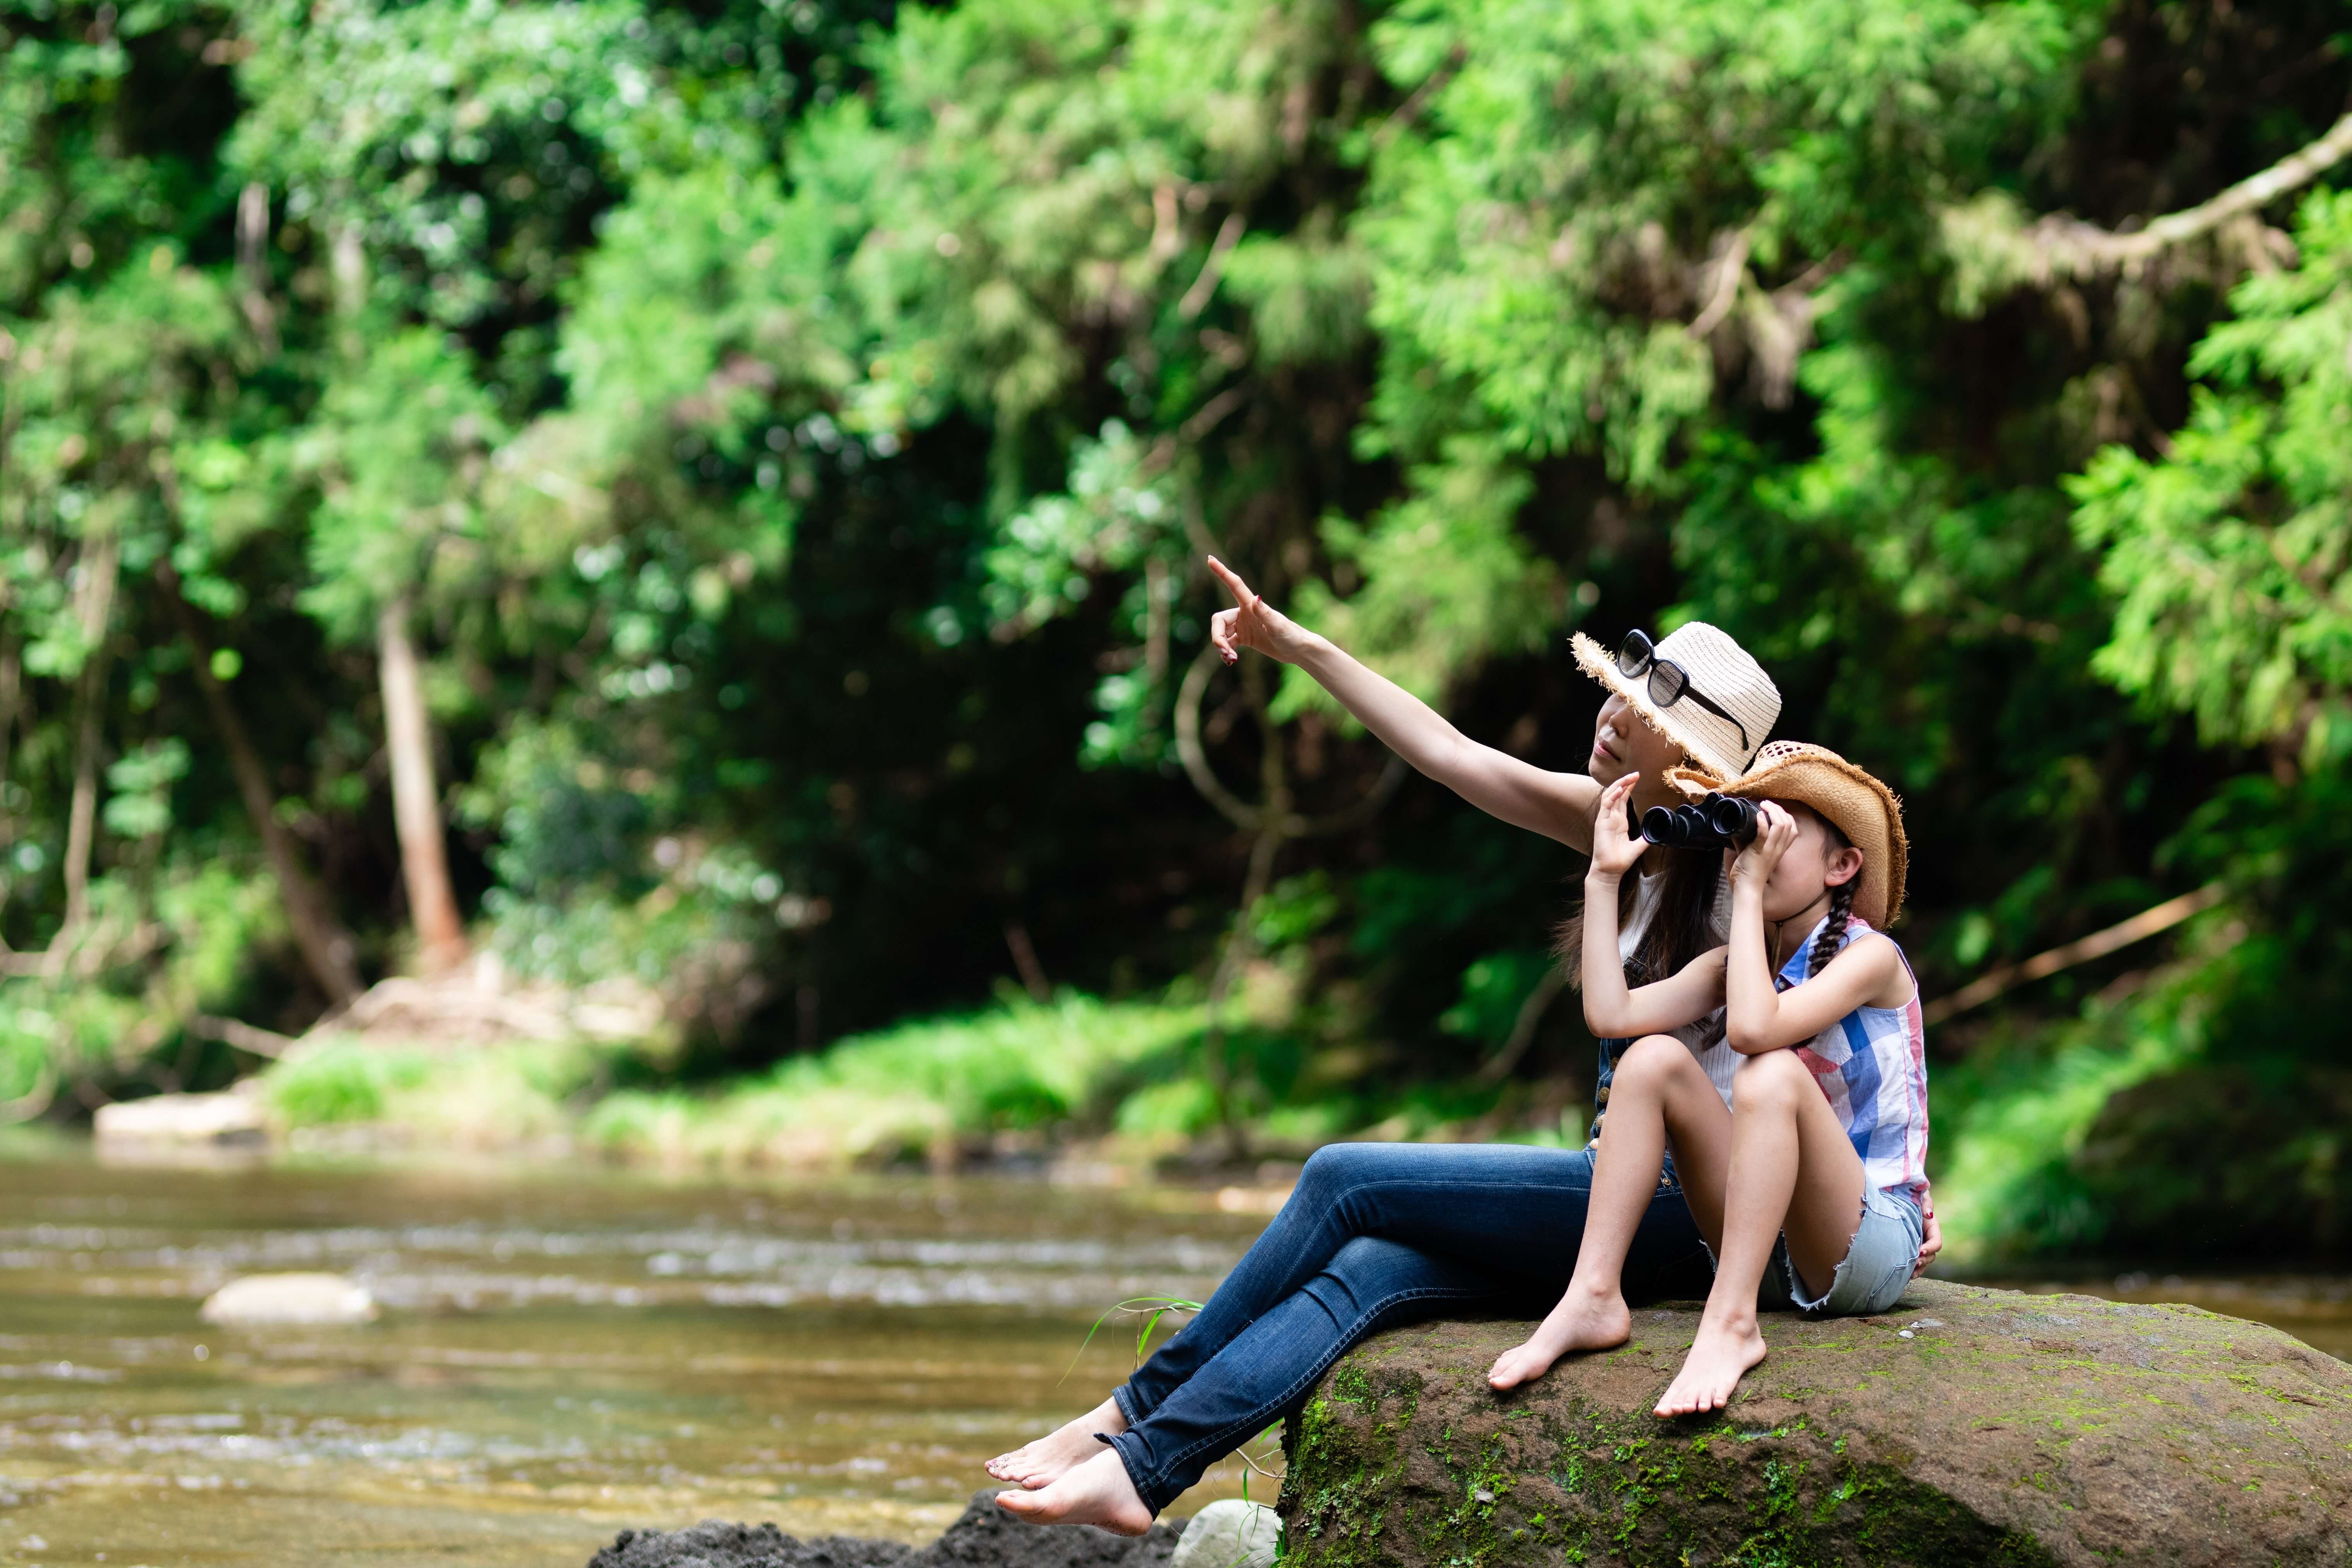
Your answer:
[1276,1279,2352,1568]
[588,1491,1185,1568]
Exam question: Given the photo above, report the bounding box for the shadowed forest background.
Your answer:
[6,0,2352,1271]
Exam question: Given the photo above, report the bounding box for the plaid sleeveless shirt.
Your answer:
[1776,914,1930,1201]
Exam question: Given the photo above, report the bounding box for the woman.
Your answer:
[989,558,1936,1532]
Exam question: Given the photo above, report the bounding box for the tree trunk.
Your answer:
[377,594,469,973]
[161,571,363,1005]
[57,533,118,947]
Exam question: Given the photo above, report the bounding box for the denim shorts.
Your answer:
[1756,1184,1922,1316]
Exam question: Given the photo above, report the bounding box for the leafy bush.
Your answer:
[583,993,1205,1167]
[262,1038,613,1147]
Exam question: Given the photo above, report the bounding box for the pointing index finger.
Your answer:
[1205,556,1254,606]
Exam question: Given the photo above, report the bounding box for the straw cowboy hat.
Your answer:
[1569,623,1780,781]
[1668,741,1909,929]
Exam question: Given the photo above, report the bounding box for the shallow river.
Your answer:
[1,1143,2346,1568]
[0,1145,1272,1567]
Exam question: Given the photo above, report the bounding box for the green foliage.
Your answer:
[1251,872,1341,951]
[2071,190,2352,751]
[1439,948,1550,1045]
[582,993,1207,1166]
[4,0,2352,1262]
[304,330,508,637]
[1357,0,2095,480]
[0,858,290,1115]
[262,1036,613,1145]
[264,1040,429,1124]
[1277,445,1559,721]
[100,741,188,840]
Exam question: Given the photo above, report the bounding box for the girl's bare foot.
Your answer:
[993,1447,1153,1535]
[985,1397,1127,1488]
[1653,1314,1767,1416]
[1487,1284,1631,1389]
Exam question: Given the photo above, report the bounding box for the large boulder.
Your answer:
[1276,1280,2352,1568]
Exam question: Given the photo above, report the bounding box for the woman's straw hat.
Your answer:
[1569,623,1780,780]
[1669,741,1909,928]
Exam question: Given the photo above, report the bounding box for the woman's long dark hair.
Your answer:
[1555,847,1723,990]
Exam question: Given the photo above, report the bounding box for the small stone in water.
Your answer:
[200,1273,378,1327]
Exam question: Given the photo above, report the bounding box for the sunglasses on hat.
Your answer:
[1616,629,1751,758]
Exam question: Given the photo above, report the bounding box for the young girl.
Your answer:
[1488,741,1929,1416]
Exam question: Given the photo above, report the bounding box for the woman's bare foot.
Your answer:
[985,1397,1127,1488]
[993,1447,1153,1535]
[1653,1313,1767,1416]
[1487,1284,1632,1390]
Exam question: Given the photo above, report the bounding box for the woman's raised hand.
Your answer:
[1731,799,1797,890]
[1206,557,1313,666]
[1589,772,1647,878]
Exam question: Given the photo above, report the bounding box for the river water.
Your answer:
[1,1142,2346,1568]
[0,1145,1272,1567]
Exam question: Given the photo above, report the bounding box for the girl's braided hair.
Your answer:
[1804,813,1858,978]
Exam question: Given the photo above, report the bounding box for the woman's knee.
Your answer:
[1614,1034,1696,1089]
[1298,1142,1378,1200]
[1731,1048,1811,1110]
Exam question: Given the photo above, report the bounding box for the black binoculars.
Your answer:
[1623,792,1758,851]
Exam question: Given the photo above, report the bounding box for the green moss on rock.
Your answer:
[1277,1282,2351,1567]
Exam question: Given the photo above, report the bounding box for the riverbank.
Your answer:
[80,975,2352,1279]
[211,990,1579,1179]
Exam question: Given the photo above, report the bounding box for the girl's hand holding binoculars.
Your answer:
[1589,773,1648,879]
[1207,557,1314,666]
[1730,800,1798,891]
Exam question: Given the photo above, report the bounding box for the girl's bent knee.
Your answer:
[1616,1035,1696,1085]
[1731,1049,1810,1107]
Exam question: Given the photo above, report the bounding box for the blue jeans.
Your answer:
[1103,1141,1712,1513]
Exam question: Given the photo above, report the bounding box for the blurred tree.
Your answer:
[301,329,508,972]
[3,252,241,960]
